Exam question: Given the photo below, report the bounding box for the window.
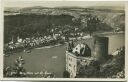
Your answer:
[69,57,72,61]
[69,64,71,67]
[69,69,70,72]
[70,58,72,61]
[74,65,75,69]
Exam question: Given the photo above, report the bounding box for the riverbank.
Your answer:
[35,43,63,49]
[4,38,65,55]
[4,33,124,78]
[4,31,125,56]
[94,31,124,36]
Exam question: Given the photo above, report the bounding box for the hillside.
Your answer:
[4,6,125,30]
[4,6,125,43]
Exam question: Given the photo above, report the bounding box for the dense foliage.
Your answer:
[100,47,125,78]
[77,47,125,78]
[63,70,70,78]
[4,14,75,43]
[4,14,113,43]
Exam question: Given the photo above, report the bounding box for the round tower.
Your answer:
[93,36,109,61]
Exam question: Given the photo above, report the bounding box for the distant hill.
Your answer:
[89,6,124,13]
[4,6,125,43]
[4,7,21,12]
[4,6,124,14]
[88,6,124,10]
[4,6,125,30]
[92,12,125,30]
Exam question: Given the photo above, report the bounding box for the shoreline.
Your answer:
[94,31,124,36]
[35,43,63,49]
[4,31,124,55]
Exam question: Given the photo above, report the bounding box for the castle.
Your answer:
[66,36,109,78]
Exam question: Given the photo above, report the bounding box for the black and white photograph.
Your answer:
[1,0,126,80]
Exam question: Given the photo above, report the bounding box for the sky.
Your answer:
[3,0,125,8]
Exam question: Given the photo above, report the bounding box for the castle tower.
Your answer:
[93,36,109,61]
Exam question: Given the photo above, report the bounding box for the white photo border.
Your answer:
[0,0,127,81]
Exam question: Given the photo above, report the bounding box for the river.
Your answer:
[4,33,124,78]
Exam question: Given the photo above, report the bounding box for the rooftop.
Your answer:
[67,42,91,57]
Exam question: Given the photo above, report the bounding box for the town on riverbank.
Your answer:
[3,3,125,78]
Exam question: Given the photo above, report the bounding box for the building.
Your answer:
[65,36,109,78]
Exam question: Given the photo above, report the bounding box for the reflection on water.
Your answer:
[4,33,125,77]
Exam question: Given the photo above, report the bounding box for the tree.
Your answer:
[81,14,101,36]
[100,47,125,78]
[4,57,26,77]
[77,60,100,78]
[63,70,70,78]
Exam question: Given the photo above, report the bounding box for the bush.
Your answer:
[63,70,70,78]
[100,47,125,78]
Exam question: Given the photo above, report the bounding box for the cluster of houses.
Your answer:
[4,24,92,55]
[4,34,66,53]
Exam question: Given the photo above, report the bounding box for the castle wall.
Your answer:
[65,36,109,78]
[66,51,77,78]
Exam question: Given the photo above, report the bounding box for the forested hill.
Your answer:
[4,14,75,43]
[4,7,125,43]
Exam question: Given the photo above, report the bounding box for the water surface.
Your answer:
[4,33,124,77]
